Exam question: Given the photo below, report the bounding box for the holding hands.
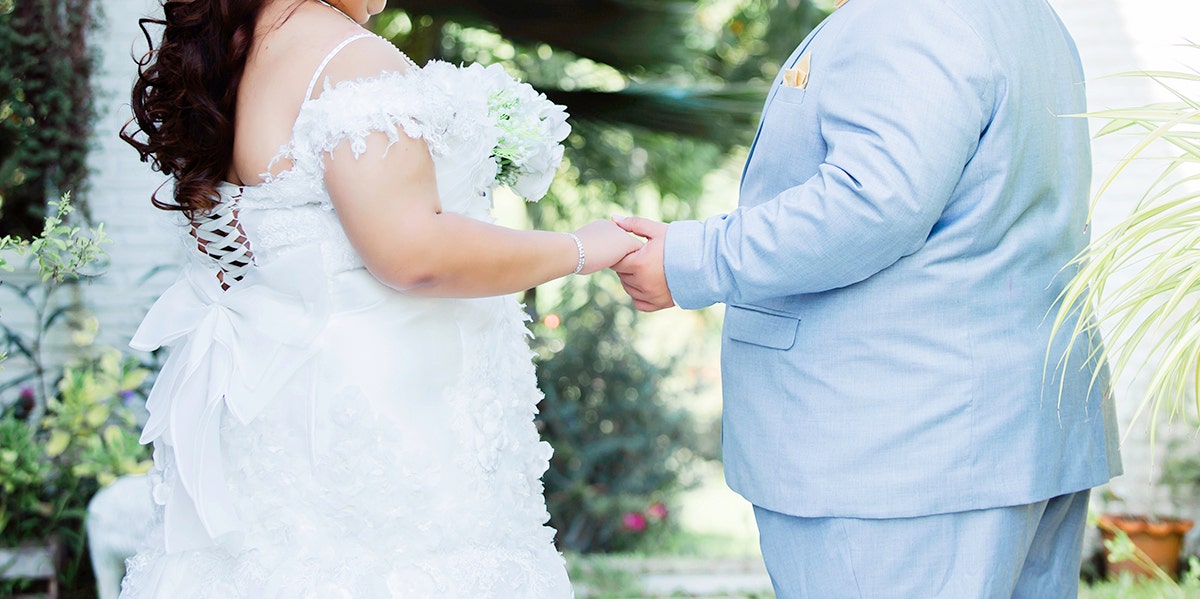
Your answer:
[611,216,675,312]
[570,215,673,313]
[572,219,644,275]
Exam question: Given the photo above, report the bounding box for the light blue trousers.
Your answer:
[753,489,1091,599]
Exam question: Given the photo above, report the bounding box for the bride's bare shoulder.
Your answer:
[252,4,410,87]
[317,33,413,85]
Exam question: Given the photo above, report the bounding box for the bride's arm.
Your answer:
[327,132,637,297]
[315,40,639,297]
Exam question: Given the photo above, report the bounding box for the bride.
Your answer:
[117,0,640,596]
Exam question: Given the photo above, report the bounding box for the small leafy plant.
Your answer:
[0,412,53,542]
[0,192,150,595]
[0,351,153,546]
[1,191,110,420]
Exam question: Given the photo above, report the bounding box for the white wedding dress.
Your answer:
[119,33,573,598]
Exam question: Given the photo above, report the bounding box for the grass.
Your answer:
[567,555,1200,599]
[566,530,770,598]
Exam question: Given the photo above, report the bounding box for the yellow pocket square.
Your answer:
[783,53,811,89]
[834,0,848,8]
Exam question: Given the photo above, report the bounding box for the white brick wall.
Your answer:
[85,0,185,349]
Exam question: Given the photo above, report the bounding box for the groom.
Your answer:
[613,0,1121,596]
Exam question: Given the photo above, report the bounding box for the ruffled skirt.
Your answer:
[120,270,572,598]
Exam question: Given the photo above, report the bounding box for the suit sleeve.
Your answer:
[663,5,998,310]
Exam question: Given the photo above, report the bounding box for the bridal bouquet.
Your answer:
[422,62,571,201]
[486,67,571,201]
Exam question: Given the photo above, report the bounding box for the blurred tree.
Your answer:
[380,0,825,154]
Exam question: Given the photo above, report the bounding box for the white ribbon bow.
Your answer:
[131,248,331,553]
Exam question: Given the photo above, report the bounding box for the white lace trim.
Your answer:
[288,70,458,167]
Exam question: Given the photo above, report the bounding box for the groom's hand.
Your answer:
[611,216,675,312]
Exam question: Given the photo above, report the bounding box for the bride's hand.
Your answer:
[573,219,643,275]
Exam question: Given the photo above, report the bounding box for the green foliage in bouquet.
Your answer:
[1051,44,1200,445]
[532,285,702,553]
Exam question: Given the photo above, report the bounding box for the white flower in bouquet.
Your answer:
[462,63,571,201]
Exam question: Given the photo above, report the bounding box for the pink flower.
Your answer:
[17,385,35,415]
[647,502,668,520]
[621,511,647,532]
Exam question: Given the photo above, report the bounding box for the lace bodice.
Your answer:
[192,34,502,280]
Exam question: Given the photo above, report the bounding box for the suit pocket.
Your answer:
[772,85,808,106]
[725,304,801,350]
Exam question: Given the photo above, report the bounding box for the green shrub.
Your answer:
[0,411,53,542]
[534,285,703,553]
[0,192,147,596]
[0,350,151,596]
[0,0,99,236]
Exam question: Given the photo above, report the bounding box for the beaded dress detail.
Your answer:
[118,32,572,598]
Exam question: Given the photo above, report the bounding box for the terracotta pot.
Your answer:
[1097,513,1194,579]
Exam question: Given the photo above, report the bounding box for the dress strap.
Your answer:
[303,32,378,102]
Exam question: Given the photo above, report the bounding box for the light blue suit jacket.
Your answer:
[664,0,1122,518]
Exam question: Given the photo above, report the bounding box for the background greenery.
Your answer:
[0,196,151,597]
[2,0,1198,596]
[0,0,99,238]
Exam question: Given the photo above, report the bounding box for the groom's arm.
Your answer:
[664,5,998,310]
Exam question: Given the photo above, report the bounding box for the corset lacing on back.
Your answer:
[191,190,254,288]
[183,32,405,290]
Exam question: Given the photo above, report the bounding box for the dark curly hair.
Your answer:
[121,0,276,220]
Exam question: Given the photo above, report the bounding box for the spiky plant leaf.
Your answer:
[1052,44,1200,446]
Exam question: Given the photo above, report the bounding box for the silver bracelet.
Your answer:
[566,233,586,275]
